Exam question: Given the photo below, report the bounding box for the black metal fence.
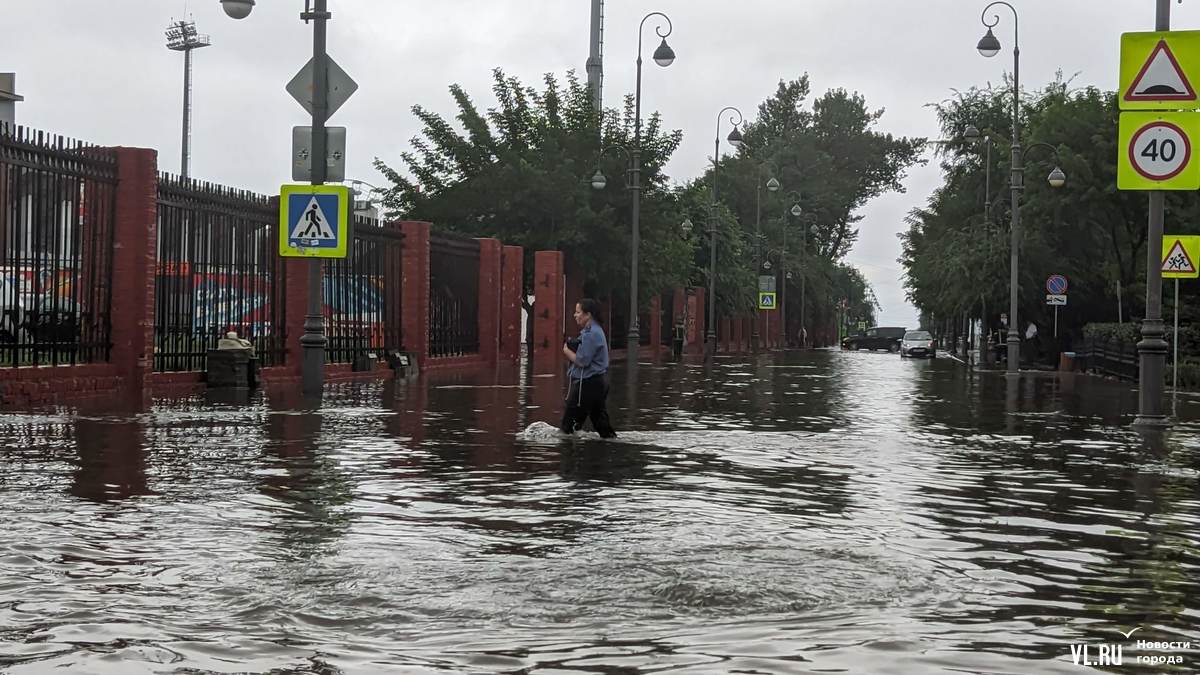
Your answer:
[154,175,285,371]
[1078,337,1138,381]
[323,216,404,363]
[1,125,116,367]
[429,231,479,357]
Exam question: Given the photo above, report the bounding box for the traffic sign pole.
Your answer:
[1134,0,1174,427]
[1174,278,1180,407]
[300,0,332,397]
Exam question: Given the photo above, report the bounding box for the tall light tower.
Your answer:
[586,0,605,111]
[166,19,211,178]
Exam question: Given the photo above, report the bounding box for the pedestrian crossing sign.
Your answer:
[279,184,350,258]
[758,292,777,310]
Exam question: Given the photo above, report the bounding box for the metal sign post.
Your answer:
[1174,277,1180,403]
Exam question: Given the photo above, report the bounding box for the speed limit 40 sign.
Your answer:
[1119,112,1200,189]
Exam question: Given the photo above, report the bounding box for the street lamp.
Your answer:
[222,0,333,396]
[752,160,780,351]
[783,190,806,347]
[976,1,1069,375]
[707,106,744,357]
[591,143,653,354]
[614,10,676,367]
[220,0,255,19]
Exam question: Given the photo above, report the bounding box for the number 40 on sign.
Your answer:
[1119,113,1200,190]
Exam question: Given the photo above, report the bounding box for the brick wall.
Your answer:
[533,251,565,375]
[399,221,431,370]
[500,245,523,364]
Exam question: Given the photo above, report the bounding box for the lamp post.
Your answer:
[707,107,745,357]
[964,124,995,365]
[976,2,1068,375]
[782,191,805,347]
[222,0,330,396]
[753,161,780,351]
[614,11,676,367]
[590,144,637,349]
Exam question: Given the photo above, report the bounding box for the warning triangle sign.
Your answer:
[290,196,336,241]
[1162,239,1197,274]
[1125,39,1197,102]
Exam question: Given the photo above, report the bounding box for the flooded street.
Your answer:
[2,350,1199,673]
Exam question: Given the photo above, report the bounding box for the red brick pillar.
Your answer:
[476,237,502,366]
[383,221,405,358]
[533,251,564,375]
[563,253,586,337]
[733,316,744,353]
[500,245,524,364]
[688,287,705,355]
[400,221,431,370]
[280,257,308,378]
[649,295,662,359]
[108,148,158,399]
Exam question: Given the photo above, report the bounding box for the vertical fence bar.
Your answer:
[0,125,116,369]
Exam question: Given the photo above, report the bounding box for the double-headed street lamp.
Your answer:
[707,107,745,357]
[752,161,780,350]
[975,1,1068,375]
[782,191,811,347]
[221,0,332,396]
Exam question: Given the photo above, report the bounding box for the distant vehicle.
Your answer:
[900,330,936,359]
[841,326,906,352]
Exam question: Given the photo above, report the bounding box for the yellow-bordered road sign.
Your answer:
[1118,112,1200,190]
[758,292,777,310]
[1162,235,1200,279]
[1121,31,1200,111]
[279,184,350,258]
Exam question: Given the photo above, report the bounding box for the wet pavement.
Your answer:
[1,349,1198,673]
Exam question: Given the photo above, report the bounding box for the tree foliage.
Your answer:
[374,71,917,333]
[901,76,1200,349]
[373,69,690,304]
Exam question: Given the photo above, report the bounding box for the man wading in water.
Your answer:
[561,298,617,439]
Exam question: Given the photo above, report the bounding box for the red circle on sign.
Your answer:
[1046,275,1068,294]
[1129,121,1193,181]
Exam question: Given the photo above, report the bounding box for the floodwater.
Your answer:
[1,350,1198,674]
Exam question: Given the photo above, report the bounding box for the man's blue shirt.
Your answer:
[568,321,608,379]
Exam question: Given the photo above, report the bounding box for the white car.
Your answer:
[900,330,936,358]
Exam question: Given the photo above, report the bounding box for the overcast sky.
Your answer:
[3,0,1192,327]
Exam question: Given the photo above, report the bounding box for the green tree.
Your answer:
[690,75,922,331]
[899,76,1200,354]
[373,68,692,312]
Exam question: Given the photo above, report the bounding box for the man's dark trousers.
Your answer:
[561,374,616,438]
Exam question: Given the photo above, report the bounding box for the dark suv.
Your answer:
[841,326,906,352]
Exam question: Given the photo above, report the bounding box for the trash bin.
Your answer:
[207,348,252,388]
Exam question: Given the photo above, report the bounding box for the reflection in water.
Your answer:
[0,350,1198,673]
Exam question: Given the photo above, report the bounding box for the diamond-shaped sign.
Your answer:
[286,55,358,120]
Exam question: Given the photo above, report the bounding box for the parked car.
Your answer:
[900,330,936,358]
[841,326,906,352]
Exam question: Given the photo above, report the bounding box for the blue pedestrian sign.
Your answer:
[1046,274,1069,295]
[279,184,350,258]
